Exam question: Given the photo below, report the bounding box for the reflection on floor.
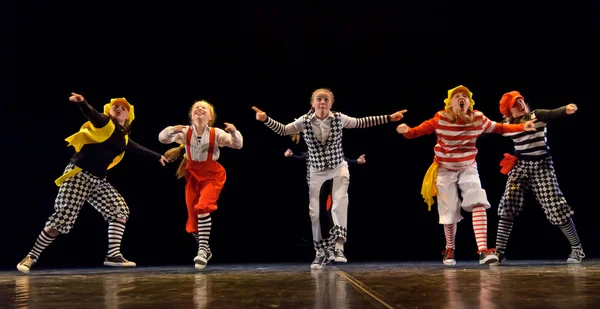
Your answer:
[2,259,599,308]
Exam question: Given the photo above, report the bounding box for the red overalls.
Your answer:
[184,127,226,233]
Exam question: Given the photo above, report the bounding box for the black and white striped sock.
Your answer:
[197,215,212,252]
[559,218,582,249]
[495,216,514,254]
[107,221,126,257]
[28,230,57,260]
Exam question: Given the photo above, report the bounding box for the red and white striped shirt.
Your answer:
[403,110,525,170]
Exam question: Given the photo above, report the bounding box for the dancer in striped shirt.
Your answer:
[396,85,536,265]
[493,91,583,264]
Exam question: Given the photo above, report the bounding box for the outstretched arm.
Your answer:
[253,106,306,136]
[284,149,307,160]
[482,114,535,134]
[127,139,169,166]
[292,152,308,160]
[341,110,407,129]
[345,158,358,165]
[535,104,576,123]
[69,92,110,128]
[264,117,305,136]
[397,114,439,138]
[346,154,366,165]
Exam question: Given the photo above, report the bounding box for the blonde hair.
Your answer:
[164,100,217,179]
[290,88,335,142]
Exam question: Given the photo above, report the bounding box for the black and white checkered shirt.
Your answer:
[264,110,390,171]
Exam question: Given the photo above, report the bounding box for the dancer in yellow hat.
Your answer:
[493,91,583,264]
[396,85,536,266]
[17,92,169,273]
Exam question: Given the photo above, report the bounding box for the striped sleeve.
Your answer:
[481,114,498,133]
[341,113,390,129]
[264,117,304,136]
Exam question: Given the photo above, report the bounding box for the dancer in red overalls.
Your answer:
[160,100,243,269]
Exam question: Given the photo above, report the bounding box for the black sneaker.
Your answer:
[334,249,347,263]
[442,248,456,266]
[325,249,335,262]
[478,249,499,265]
[104,255,136,267]
[311,252,327,269]
[194,249,213,270]
[567,248,585,264]
[17,255,37,273]
[490,251,506,266]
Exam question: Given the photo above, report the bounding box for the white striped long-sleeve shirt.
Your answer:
[264,111,390,142]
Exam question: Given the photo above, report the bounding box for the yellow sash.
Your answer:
[421,160,439,211]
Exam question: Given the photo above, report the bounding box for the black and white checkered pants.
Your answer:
[498,157,573,225]
[46,164,130,234]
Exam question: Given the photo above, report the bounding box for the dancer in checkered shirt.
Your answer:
[493,91,584,264]
[17,92,169,273]
[396,85,536,266]
[253,88,406,269]
[159,100,243,270]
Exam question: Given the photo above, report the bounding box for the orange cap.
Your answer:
[499,91,523,118]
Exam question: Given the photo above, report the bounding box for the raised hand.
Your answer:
[396,123,410,134]
[566,103,578,115]
[252,106,267,122]
[390,110,407,121]
[284,149,293,157]
[69,92,85,103]
[524,120,536,131]
[357,154,366,164]
[224,122,237,133]
[172,125,186,134]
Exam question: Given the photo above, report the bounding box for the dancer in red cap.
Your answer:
[17,93,169,273]
[160,100,243,270]
[493,91,583,264]
[396,85,536,266]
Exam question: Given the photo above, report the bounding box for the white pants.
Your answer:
[309,162,350,250]
[436,164,490,224]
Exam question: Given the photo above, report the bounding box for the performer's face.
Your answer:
[191,101,213,124]
[311,91,333,112]
[510,98,528,118]
[450,91,470,114]
[109,103,129,125]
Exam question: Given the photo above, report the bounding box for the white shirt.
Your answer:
[158,125,243,162]
[286,112,363,143]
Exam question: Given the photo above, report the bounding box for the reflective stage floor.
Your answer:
[2,259,599,308]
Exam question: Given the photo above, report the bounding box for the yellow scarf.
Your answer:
[55,119,129,186]
[421,160,439,211]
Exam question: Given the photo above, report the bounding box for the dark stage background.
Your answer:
[6,2,599,269]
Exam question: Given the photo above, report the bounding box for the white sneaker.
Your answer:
[194,249,213,270]
[567,248,585,264]
[17,255,37,273]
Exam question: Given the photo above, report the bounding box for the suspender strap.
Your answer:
[185,126,216,162]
